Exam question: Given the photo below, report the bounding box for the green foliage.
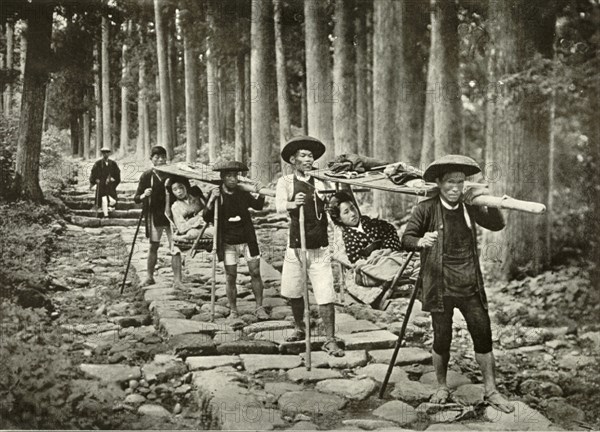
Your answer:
[0,114,19,201]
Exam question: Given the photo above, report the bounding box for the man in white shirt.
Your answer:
[275,136,344,357]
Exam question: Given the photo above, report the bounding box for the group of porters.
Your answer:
[91,136,546,412]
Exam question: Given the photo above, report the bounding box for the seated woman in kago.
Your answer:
[168,176,214,241]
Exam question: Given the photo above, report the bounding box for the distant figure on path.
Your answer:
[89,146,120,218]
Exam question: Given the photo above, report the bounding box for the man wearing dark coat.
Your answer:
[89,146,121,218]
[402,154,514,413]
[203,161,269,321]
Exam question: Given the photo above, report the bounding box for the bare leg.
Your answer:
[431,350,451,403]
[476,351,514,412]
[289,297,304,329]
[172,253,183,288]
[319,303,344,356]
[224,264,238,314]
[248,259,264,307]
[145,242,159,285]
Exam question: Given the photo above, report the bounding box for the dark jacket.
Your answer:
[401,196,505,312]
[90,159,120,203]
[134,169,170,238]
[203,186,265,262]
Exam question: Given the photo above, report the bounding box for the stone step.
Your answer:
[68,215,141,227]
[65,194,138,204]
[72,208,142,219]
[64,199,141,211]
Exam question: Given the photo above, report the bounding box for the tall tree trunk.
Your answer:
[154,0,174,158]
[430,0,462,158]
[485,0,554,280]
[366,5,374,155]
[181,8,198,163]
[20,23,27,77]
[234,51,245,162]
[251,0,274,181]
[207,0,220,162]
[93,44,102,158]
[70,113,79,156]
[244,52,251,160]
[167,11,178,152]
[355,1,369,156]
[13,2,53,201]
[397,0,426,165]
[120,21,131,157]
[5,19,14,114]
[372,0,402,218]
[273,0,291,166]
[421,52,435,167]
[155,73,162,149]
[137,48,147,158]
[300,78,307,134]
[83,89,91,159]
[101,16,111,151]
[304,0,334,163]
[333,0,357,154]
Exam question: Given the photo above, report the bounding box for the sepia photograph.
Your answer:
[0,0,598,430]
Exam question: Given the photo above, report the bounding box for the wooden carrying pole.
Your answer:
[211,199,219,322]
[470,195,546,214]
[299,206,311,370]
[120,209,144,295]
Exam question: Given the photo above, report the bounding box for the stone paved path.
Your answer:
[52,159,565,430]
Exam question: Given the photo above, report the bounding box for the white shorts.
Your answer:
[281,246,336,305]
[149,213,173,244]
[224,243,260,266]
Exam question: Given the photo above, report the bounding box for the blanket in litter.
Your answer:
[354,248,413,287]
[328,153,390,174]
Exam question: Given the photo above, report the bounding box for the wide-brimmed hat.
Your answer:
[423,155,481,182]
[281,136,326,164]
[212,160,249,173]
[100,146,111,153]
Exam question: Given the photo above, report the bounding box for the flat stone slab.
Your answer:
[557,353,596,370]
[185,356,242,371]
[420,370,471,389]
[315,378,376,401]
[241,354,302,373]
[150,300,197,316]
[373,400,418,426]
[369,347,432,365]
[341,330,397,350]
[342,419,406,430]
[159,319,221,337]
[264,382,304,399]
[302,350,368,369]
[337,319,382,334]
[278,390,347,415]
[169,333,216,357]
[390,379,436,403]
[356,363,409,384]
[260,258,281,283]
[243,320,294,334]
[217,340,279,355]
[144,288,176,302]
[288,367,343,383]
[80,364,141,383]
[142,359,187,383]
[138,403,171,417]
[452,384,485,405]
[484,401,552,430]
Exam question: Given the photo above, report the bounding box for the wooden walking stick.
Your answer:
[378,251,416,398]
[299,205,311,370]
[210,197,219,322]
[120,207,145,295]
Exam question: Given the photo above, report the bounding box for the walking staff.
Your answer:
[120,209,145,295]
[299,206,311,369]
[275,136,344,358]
[211,199,219,321]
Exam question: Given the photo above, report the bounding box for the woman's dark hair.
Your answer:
[328,191,358,226]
